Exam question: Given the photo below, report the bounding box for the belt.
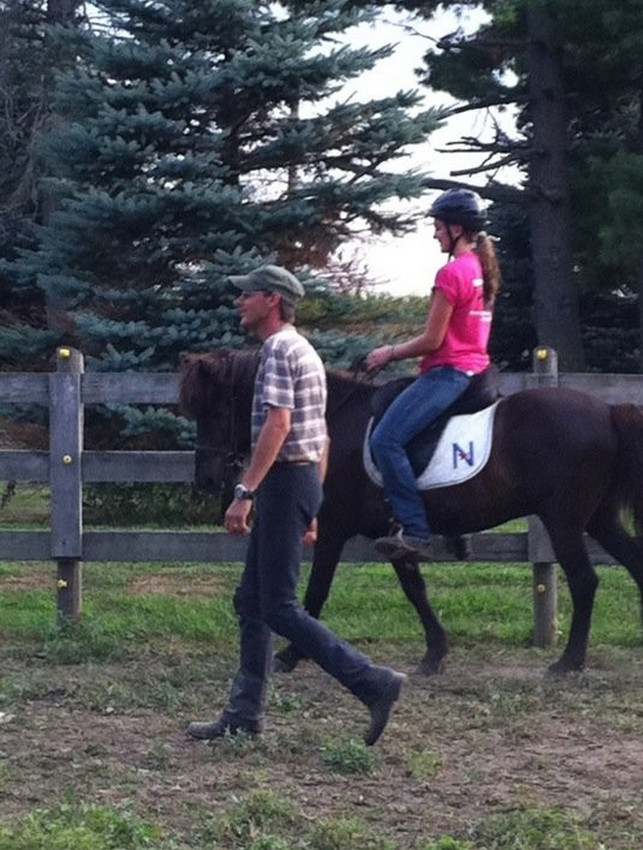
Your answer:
[273,460,315,467]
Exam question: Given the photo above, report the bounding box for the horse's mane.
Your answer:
[179,348,260,418]
[326,366,365,385]
[326,366,376,394]
[179,348,384,421]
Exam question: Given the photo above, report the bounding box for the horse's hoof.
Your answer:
[273,647,305,673]
[417,656,446,676]
[546,658,584,678]
[273,656,297,673]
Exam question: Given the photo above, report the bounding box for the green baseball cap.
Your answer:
[229,264,305,304]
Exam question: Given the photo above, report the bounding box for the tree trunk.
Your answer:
[47,0,78,24]
[527,6,586,371]
[638,249,643,374]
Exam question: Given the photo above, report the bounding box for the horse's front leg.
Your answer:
[273,526,346,673]
[391,555,448,675]
[546,525,598,675]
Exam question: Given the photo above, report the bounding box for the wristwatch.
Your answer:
[233,483,255,501]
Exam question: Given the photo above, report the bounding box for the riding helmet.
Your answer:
[429,188,487,232]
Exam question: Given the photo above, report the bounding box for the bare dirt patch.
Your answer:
[2,649,643,847]
[129,572,229,597]
[0,571,46,592]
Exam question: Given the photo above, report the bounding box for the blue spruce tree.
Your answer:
[14,0,442,370]
[7,0,444,445]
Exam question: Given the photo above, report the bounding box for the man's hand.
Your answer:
[303,517,317,547]
[225,499,252,535]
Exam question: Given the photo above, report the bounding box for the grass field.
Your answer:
[2,555,643,849]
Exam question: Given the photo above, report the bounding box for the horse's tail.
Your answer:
[611,403,643,536]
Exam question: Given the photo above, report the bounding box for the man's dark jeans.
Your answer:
[222,462,393,729]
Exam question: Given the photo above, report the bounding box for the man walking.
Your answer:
[187,264,405,746]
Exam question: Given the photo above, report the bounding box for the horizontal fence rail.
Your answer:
[1,346,642,635]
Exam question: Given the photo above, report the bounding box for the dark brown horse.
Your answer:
[180,348,643,676]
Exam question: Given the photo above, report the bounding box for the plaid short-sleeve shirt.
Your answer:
[252,327,327,463]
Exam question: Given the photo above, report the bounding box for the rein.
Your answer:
[326,358,377,423]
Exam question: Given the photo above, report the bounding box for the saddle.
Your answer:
[370,365,501,478]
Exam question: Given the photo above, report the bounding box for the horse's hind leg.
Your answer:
[545,523,599,675]
[392,555,448,675]
[587,510,643,637]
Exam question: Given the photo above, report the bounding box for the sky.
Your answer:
[341,7,518,298]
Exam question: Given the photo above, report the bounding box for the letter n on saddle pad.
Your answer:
[364,402,499,491]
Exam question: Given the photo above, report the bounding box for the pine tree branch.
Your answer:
[449,153,522,177]
[442,95,529,118]
[420,177,522,205]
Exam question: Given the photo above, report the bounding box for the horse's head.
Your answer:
[179,349,257,495]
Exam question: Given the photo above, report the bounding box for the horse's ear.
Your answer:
[179,352,224,418]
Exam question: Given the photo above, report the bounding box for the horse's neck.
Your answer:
[234,349,260,380]
[232,349,260,402]
[326,371,374,419]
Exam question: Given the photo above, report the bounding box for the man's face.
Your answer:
[235,289,274,332]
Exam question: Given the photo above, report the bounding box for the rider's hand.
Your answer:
[366,345,394,371]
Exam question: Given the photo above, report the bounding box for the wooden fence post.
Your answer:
[529,346,558,647]
[49,346,84,623]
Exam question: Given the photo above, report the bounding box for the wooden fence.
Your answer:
[2,346,642,642]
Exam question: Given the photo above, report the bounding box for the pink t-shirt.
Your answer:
[420,251,492,375]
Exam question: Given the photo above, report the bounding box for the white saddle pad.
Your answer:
[364,401,499,491]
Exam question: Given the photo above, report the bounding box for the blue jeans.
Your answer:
[222,462,393,730]
[370,366,472,539]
